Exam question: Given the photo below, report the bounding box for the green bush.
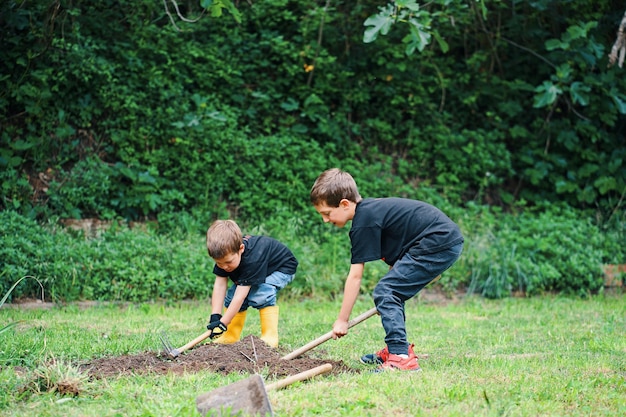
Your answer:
[460,204,616,298]
[0,211,213,302]
[79,229,211,302]
[2,203,623,303]
[0,211,69,300]
[1,1,624,222]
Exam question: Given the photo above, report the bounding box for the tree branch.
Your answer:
[163,0,206,32]
[307,0,332,88]
[608,9,626,68]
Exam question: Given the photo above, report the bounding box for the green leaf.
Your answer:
[363,7,395,44]
[545,39,565,51]
[593,176,617,194]
[569,81,590,106]
[533,81,561,108]
[611,93,626,114]
[138,171,157,184]
[555,180,577,194]
[395,0,420,12]
[403,18,431,55]
[363,12,393,43]
[565,25,587,41]
[0,321,22,335]
[432,30,449,53]
[478,0,487,18]
[0,275,44,307]
[10,139,37,151]
[221,0,242,23]
[202,0,241,23]
[280,98,299,112]
[554,64,572,82]
[578,163,599,178]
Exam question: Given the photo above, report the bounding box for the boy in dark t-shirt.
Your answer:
[310,168,464,371]
[206,220,298,347]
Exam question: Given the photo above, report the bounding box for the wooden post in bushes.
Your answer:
[602,264,625,288]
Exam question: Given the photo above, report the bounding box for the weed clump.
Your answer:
[18,358,88,397]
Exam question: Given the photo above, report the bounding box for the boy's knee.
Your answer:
[372,283,390,304]
[247,288,277,308]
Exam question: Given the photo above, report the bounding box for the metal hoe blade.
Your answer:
[159,331,180,358]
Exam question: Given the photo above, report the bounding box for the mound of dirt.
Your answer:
[80,335,352,379]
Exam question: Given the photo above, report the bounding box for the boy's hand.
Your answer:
[331,319,349,339]
[207,314,227,338]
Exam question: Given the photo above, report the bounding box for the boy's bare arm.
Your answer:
[211,276,229,315]
[221,285,251,325]
[332,263,364,339]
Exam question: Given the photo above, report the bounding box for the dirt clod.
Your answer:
[80,335,351,379]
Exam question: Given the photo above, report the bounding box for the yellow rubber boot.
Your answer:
[214,310,247,344]
[259,306,279,348]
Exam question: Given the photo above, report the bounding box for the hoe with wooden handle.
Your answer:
[161,307,378,359]
[159,329,213,359]
[193,308,377,415]
[196,363,333,416]
[280,307,378,360]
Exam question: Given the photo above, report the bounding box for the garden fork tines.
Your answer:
[160,328,215,359]
[159,331,181,358]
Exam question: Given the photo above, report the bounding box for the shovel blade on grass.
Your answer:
[196,374,273,417]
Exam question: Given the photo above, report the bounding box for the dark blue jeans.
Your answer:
[372,242,464,355]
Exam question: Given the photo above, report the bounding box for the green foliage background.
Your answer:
[1,0,625,301]
[1,204,623,302]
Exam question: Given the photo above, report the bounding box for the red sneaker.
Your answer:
[360,346,389,365]
[377,344,421,372]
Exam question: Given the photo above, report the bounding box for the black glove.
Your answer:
[207,313,227,339]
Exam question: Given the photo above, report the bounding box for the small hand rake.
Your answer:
[159,329,214,358]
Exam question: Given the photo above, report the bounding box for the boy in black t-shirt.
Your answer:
[310,168,464,371]
[205,220,298,347]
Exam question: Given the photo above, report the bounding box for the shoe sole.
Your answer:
[372,366,422,373]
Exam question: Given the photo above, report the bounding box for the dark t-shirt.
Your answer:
[212,235,298,286]
[350,198,464,266]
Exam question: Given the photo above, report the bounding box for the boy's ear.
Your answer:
[239,243,245,253]
[339,198,351,208]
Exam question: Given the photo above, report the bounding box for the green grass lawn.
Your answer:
[1,292,625,416]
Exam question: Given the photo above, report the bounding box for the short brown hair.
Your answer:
[206,220,243,259]
[310,168,362,207]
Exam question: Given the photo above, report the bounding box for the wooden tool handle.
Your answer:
[177,329,213,355]
[265,363,333,391]
[280,307,378,360]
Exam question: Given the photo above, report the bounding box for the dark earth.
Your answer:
[79,335,352,379]
[13,291,459,381]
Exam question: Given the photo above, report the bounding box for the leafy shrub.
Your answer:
[2,204,623,303]
[0,211,213,302]
[2,0,624,223]
[0,211,71,301]
[0,167,33,215]
[461,204,612,298]
[80,229,212,302]
[46,157,116,219]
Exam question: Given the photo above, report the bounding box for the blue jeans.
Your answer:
[224,271,295,311]
[372,242,464,355]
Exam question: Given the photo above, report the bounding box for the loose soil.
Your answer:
[80,335,352,379]
[10,290,459,380]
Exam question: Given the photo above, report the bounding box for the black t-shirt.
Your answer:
[212,236,298,286]
[350,198,464,266]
